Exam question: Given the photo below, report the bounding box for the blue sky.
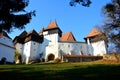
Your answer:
[9,0,111,42]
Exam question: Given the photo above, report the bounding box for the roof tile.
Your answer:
[44,21,58,30]
[60,32,76,42]
[85,28,102,38]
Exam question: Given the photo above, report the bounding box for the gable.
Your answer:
[85,28,103,38]
[60,32,76,42]
[44,21,59,30]
[19,31,27,38]
[0,31,11,39]
[43,21,62,37]
[84,28,108,44]
[14,30,43,44]
[13,31,27,44]
[24,30,43,43]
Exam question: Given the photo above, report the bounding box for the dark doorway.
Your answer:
[47,54,55,61]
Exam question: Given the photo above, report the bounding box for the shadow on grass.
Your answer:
[0,64,120,80]
[57,64,120,80]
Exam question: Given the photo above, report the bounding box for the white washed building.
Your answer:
[14,30,43,64]
[14,21,107,63]
[0,31,15,63]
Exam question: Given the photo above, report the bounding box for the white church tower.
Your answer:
[41,21,62,61]
[43,21,62,43]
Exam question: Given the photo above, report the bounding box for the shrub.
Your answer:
[14,50,22,64]
[54,58,61,63]
[0,57,7,64]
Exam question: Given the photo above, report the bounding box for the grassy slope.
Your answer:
[0,62,120,80]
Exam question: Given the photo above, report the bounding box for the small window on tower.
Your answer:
[34,43,36,45]
[68,45,70,48]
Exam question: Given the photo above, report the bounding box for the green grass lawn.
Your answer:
[0,62,120,80]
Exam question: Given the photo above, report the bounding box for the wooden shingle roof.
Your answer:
[27,29,38,36]
[24,29,43,43]
[13,30,43,44]
[19,31,27,38]
[13,31,27,44]
[60,32,76,42]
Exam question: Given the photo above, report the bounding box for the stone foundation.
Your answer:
[103,53,120,62]
[62,55,103,62]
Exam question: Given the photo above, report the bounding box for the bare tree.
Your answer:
[70,0,91,7]
[102,0,120,52]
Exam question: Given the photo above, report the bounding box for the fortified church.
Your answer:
[13,21,107,63]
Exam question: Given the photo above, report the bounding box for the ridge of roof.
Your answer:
[24,29,43,43]
[19,30,27,38]
[60,32,76,42]
[14,29,43,44]
[27,29,39,36]
[85,28,103,38]
[44,21,59,30]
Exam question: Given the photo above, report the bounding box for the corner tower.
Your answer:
[41,21,62,61]
[84,28,108,56]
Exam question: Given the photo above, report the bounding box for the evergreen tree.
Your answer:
[0,0,35,32]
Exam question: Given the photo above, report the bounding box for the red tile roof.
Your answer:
[44,21,58,30]
[60,32,76,42]
[85,28,103,38]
